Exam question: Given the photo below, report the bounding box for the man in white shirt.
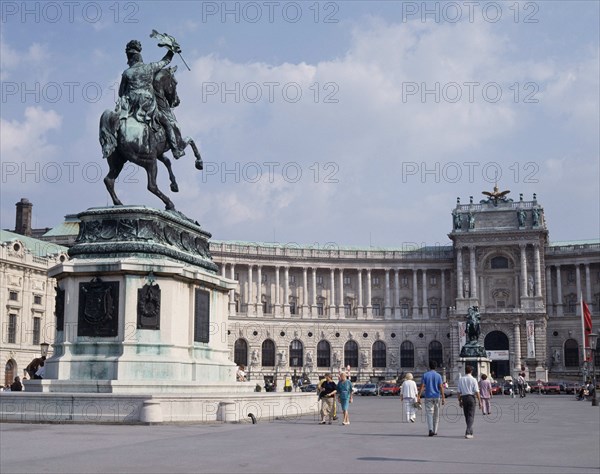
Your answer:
[457,365,482,439]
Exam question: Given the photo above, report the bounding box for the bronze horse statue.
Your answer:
[99,66,202,210]
[465,306,481,343]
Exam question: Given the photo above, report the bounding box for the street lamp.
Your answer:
[589,332,598,407]
[40,342,49,358]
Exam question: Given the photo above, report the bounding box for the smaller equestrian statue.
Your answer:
[460,306,487,358]
[99,31,202,210]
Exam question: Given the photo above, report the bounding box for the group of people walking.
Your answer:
[400,361,494,439]
[318,371,353,425]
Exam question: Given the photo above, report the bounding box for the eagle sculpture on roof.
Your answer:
[481,185,512,206]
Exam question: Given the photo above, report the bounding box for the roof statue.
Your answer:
[480,184,513,206]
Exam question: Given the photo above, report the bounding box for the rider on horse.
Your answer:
[117,37,186,159]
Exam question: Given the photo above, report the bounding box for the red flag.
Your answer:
[582,300,593,361]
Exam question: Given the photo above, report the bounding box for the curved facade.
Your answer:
[212,195,600,384]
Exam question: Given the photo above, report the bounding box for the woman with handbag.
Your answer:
[401,373,419,423]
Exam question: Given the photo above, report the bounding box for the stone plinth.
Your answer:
[458,357,491,380]
[44,206,241,393]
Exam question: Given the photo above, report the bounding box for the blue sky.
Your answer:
[1,1,599,247]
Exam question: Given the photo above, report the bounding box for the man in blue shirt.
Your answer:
[418,360,445,436]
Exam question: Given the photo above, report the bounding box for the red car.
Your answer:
[491,383,502,395]
[542,382,561,394]
[379,383,401,396]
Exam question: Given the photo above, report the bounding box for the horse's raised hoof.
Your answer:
[195,160,203,171]
[170,183,179,193]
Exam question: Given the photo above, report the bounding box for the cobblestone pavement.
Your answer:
[1,394,599,473]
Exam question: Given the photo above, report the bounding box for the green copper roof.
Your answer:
[0,230,68,257]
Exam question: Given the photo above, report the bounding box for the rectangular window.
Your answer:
[33,317,41,345]
[289,275,296,284]
[430,304,438,318]
[429,276,437,286]
[343,276,351,285]
[316,275,323,285]
[401,276,409,287]
[9,291,18,301]
[194,289,210,343]
[372,303,381,316]
[8,314,17,343]
[317,303,324,316]
[33,295,43,305]
[344,304,352,316]
[262,274,267,282]
[290,301,296,315]
[373,277,380,286]
[567,271,575,284]
[401,304,409,318]
[234,273,239,280]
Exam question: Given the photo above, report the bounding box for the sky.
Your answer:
[1,0,599,248]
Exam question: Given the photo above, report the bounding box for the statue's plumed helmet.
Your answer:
[126,40,142,55]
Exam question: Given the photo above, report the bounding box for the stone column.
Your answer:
[441,269,446,318]
[575,264,582,316]
[545,266,553,315]
[247,264,254,316]
[366,269,373,319]
[469,246,477,299]
[456,247,464,298]
[228,264,236,316]
[513,323,522,374]
[274,266,281,318]
[256,265,263,317]
[555,265,563,316]
[283,266,290,317]
[585,264,592,312]
[384,269,391,319]
[520,245,528,297]
[329,268,336,317]
[311,267,317,317]
[339,268,345,319]
[412,269,419,318]
[478,275,485,308]
[394,269,400,319]
[422,269,428,319]
[302,267,309,318]
[534,244,542,297]
[358,269,364,319]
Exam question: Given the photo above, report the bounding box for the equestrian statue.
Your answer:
[99,31,202,210]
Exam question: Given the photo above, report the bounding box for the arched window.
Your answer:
[234,339,248,366]
[564,339,579,367]
[344,340,359,368]
[491,256,509,269]
[262,339,275,367]
[400,341,414,368]
[428,341,443,367]
[289,340,303,367]
[317,340,331,367]
[372,341,387,368]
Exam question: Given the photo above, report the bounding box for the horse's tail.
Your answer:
[99,109,119,159]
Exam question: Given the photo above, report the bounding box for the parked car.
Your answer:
[503,382,515,395]
[352,383,364,394]
[529,381,543,393]
[444,387,455,397]
[491,383,502,395]
[565,382,581,394]
[542,382,561,394]
[358,383,378,396]
[300,383,317,393]
[379,383,401,396]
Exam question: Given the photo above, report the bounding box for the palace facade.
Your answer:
[211,193,600,384]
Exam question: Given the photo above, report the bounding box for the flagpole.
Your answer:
[581,292,587,366]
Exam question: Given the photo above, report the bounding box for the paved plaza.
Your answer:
[1,394,599,474]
